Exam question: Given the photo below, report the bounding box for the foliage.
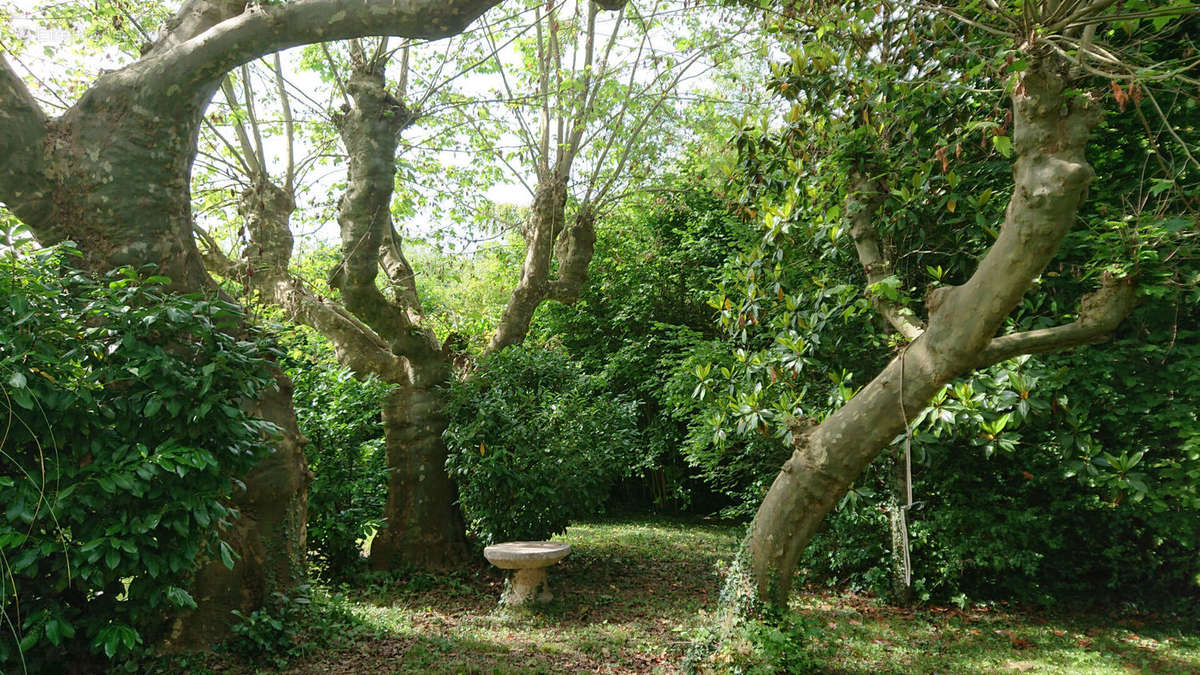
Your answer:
[284,345,392,580]
[224,586,310,668]
[684,612,818,675]
[803,307,1200,609]
[216,582,381,671]
[535,184,746,511]
[0,243,279,670]
[409,240,523,351]
[444,345,638,545]
[682,1,1200,606]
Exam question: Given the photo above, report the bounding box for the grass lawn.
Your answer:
[190,517,1200,674]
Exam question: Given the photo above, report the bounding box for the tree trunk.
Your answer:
[166,371,310,648]
[370,362,470,569]
[745,54,1113,606]
[0,0,505,648]
[886,446,914,607]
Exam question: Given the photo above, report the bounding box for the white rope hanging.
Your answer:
[898,348,914,589]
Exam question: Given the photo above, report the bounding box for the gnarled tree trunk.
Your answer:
[744,53,1137,606]
[370,366,469,569]
[0,63,313,649]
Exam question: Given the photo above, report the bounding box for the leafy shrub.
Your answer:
[285,355,391,580]
[0,245,279,670]
[534,187,741,512]
[220,583,379,670]
[444,345,638,545]
[224,586,310,668]
[684,612,818,675]
[799,320,1200,609]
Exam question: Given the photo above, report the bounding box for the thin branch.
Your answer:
[973,274,1137,368]
[271,54,296,192]
[218,76,262,176]
[240,65,269,176]
[847,172,925,341]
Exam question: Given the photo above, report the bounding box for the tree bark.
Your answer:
[369,365,470,570]
[488,183,596,352]
[745,53,1123,606]
[328,61,473,568]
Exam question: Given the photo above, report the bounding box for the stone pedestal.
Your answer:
[483,541,571,606]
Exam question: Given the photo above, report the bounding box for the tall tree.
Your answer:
[712,0,1198,607]
[0,0,500,645]
[192,0,737,564]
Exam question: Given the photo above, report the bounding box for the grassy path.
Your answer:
[283,519,738,674]
[191,518,1198,674]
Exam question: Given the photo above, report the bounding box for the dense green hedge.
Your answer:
[444,345,639,545]
[0,245,280,669]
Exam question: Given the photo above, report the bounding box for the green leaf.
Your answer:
[11,386,35,410]
[219,540,237,570]
[19,629,38,653]
[992,134,1012,158]
[165,586,197,609]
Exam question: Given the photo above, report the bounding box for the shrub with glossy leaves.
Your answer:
[285,356,390,580]
[444,345,638,545]
[0,244,279,670]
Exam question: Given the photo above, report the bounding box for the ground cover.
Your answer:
[173,518,1199,673]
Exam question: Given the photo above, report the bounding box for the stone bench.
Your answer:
[483,541,571,606]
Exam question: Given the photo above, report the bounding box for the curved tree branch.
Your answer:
[380,223,424,312]
[748,53,1107,604]
[973,273,1137,368]
[487,177,565,353]
[147,0,503,96]
[846,172,926,341]
[0,55,50,225]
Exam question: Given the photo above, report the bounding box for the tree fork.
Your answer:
[744,51,1122,606]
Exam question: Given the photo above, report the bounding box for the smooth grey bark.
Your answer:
[745,53,1137,606]
[328,59,470,569]
[0,0,502,647]
[201,55,471,570]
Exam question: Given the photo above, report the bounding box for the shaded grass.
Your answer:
[799,593,1200,674]
[283,518,741,674]
[181,517,1199,674]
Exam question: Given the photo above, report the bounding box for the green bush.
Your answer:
[285,358,391,580]
[534,186,742,512]
[798,317,1200,609]
[444,345,638,545]
[0,244,280,669]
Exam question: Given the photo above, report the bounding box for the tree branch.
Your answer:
[546,206,597,303]
[973,273,1137,368]
[487,177,565,353]
[0,54,51,226]
[194,224,239,278]
[846,172,926,341]
[380,223,424,312]
[329,64,438,361]
[219,75,263,176]
[152,0,504,95]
